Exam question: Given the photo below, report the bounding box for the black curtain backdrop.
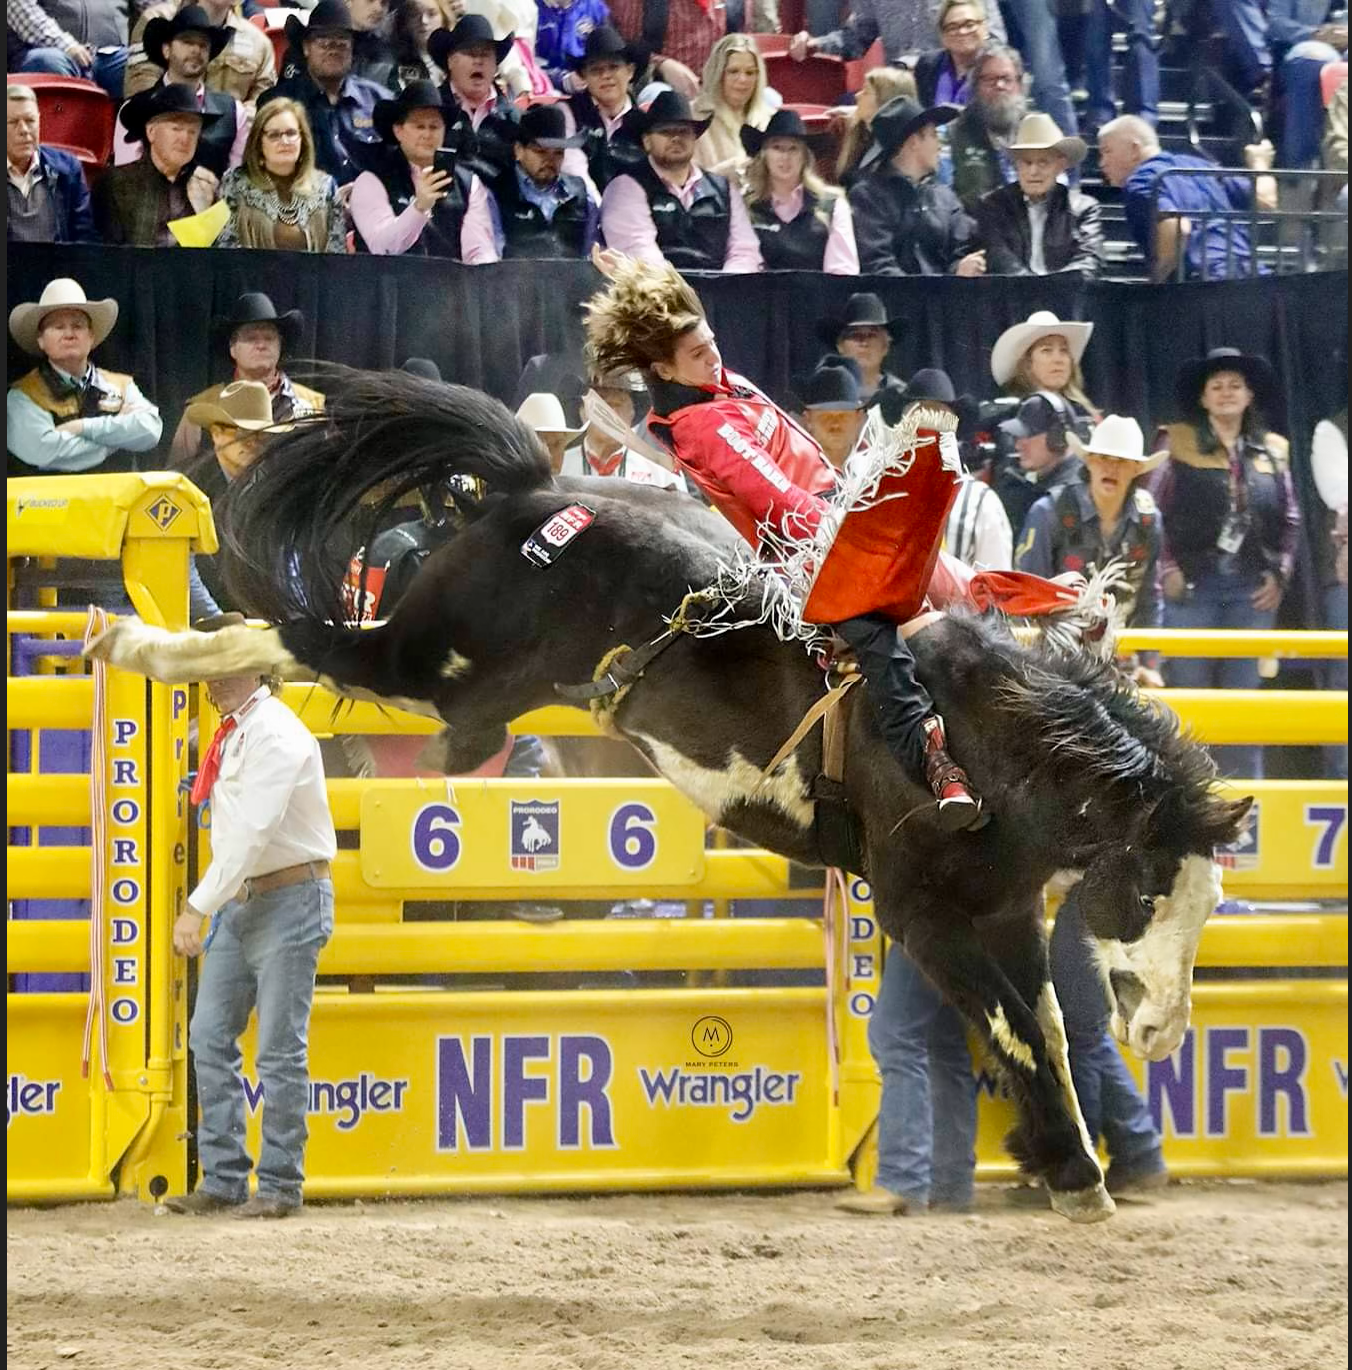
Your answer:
[8,245,1349,627]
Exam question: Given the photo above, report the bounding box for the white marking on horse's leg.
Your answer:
[1036,981,1100,1169]
[439,650,472,681]
[985,1004,1036,1073]
[85,620,300,683]
[635,735,813,829]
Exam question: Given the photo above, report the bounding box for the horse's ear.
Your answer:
[1214,795,1255,845]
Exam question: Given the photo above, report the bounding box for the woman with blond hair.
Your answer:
[693,33,777,181]
[835,65,916,186]
[217,99,347,252]
[742,109,858,272]
[990,310,1100,434]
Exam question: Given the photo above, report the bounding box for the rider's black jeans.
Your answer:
[834,613,934,781]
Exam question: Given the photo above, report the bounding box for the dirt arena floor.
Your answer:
[7,1180,1347,1370]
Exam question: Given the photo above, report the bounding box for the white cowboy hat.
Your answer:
[1069,414,1166,471]
[1007,112,1087,167]
[8,278,118,355]
[990,310,1094,387]
[516,392,587,441]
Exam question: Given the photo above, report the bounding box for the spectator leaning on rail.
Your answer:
[942,44,1024,213]
[429,13,521,179]
[558,26,646,195]
[93,83,223,245]
[478,103,599,258]
[9,0,128,99]
[1151,347,1300,781]
[742,108,859,273]
[1096,114,1278,282]
[128,0,275,111]
[7,278,162,477]
[914,0,993,108]
[600,89,764,272]
[848,95,986,277]
[814,292,905,406]
[974,112,1104,277]
[257,0,391,187]
[113,6,247,177]
[6,84,97,244]
[164,611,337,1220]
[692,32,775,182]
[349,80,496,259]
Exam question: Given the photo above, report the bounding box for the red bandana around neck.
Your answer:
[190,715,238,805]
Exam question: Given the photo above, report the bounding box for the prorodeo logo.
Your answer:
[145,496,183,532]
[691,1015,733,1059]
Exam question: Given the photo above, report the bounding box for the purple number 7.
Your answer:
[1305,805,1347,869]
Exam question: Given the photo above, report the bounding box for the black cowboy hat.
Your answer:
[569,24,642,71]
[428,14,514,71]
[141,5,229,69]
[740,107,809,157]
[513,103,586,149]
[285,0,357,53]
[859,96,960,171]
[795,354,864,411]
[401,357,442,382]
[903,368,957,405]
[120,82,224,141]
[210,292,303,352]
[372,80,445,141]
[1175,346,1278,418]
[814,291,901,348]
[633,89,712,137]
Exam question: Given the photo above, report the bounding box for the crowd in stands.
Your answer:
[6,0,1347,274]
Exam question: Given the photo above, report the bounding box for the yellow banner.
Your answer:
[359,780,707,890]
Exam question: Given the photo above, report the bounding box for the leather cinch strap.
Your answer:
[758,673,861,787]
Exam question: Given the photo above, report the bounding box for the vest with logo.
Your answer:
[8,365,137,476]
[746,190,835,271]
[628,160,731,271]
[491,168,592,259]
[566,93,645,190]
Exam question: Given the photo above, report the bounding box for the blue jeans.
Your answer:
[190,879,334,1204]
[868,945,977,1207]
[1000,0,1079,136]
[1324,580,1348,780]
[1207,0,1271,96]
[1083,0,1159,130]
[1163,566,1277,779]
[1280,43,1343,167]
[1050,892,1165,1180]
[18,45,127,100]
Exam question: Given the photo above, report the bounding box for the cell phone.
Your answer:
[432,148,458,178]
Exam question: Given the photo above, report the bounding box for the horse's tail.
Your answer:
[219,366,551,626]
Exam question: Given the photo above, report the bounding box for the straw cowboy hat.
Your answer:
[185,380,294,432]
[1007,112,1086,166]
[516,392,587,441]
[1174,346,1278,418]
[990,310,1094,386]
[8,277,118,354]
[1069,414,1165,471]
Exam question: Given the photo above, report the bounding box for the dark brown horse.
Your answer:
[89,370,1252,1221]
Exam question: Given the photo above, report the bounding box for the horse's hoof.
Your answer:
[1049,1183,1116,1223]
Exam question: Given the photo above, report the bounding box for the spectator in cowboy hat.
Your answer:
[471,103,596,259]
[400,356,443,381]
[127,0,276,111]
[974,112,1104,278]
[742,108,859,274]
[516,391,588,472]
[990,309,1098,433]
[257,0,391,186]
[6,84,98,244]
[847,95,985,276]
[561,368,685,489]
[430,13,521,177]
[93,83,224,245]
[814,292,904,404]
[171,293,324,471]
[114,5,246,177]
[350,79,494,259]
[600,89,764,272]
[795,355,866,472]
[559,26,647,195]
[7,277,161,476]
[185,379,298,484]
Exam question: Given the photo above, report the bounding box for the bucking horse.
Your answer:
[87,369,1252,1222]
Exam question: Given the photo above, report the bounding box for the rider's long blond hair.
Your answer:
[583,256,707,379]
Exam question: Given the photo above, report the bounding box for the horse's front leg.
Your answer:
[85,617,301,682]
[903,914,1113,1224]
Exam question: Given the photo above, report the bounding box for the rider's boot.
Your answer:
[921,714,986,832]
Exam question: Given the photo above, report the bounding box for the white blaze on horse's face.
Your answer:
[1090,853,1221,1062]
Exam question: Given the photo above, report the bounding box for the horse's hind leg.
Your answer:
[901,911,1113,1223]
[974,905,1113,1223]
[85,618,300,682]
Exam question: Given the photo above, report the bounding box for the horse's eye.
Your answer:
[1138,895,1156,915]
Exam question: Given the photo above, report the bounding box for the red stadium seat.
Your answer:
[844,38,884,94]
[762,52,846,106]
[5,73,114,171]
[268,26,292,75]
[1322,61,1348,107]
[753,33,793,55]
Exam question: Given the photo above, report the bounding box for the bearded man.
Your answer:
[946,44,1025,212]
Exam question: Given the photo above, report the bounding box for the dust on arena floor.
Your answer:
[6,1181,1346,1370]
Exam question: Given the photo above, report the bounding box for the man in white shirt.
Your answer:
[165,614,337,1219]
[560,369,685,489]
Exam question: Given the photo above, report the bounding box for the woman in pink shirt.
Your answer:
[742,108,859,273]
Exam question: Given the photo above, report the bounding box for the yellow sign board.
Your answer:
[1212,781,1348,896]
[359,780,707,890]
